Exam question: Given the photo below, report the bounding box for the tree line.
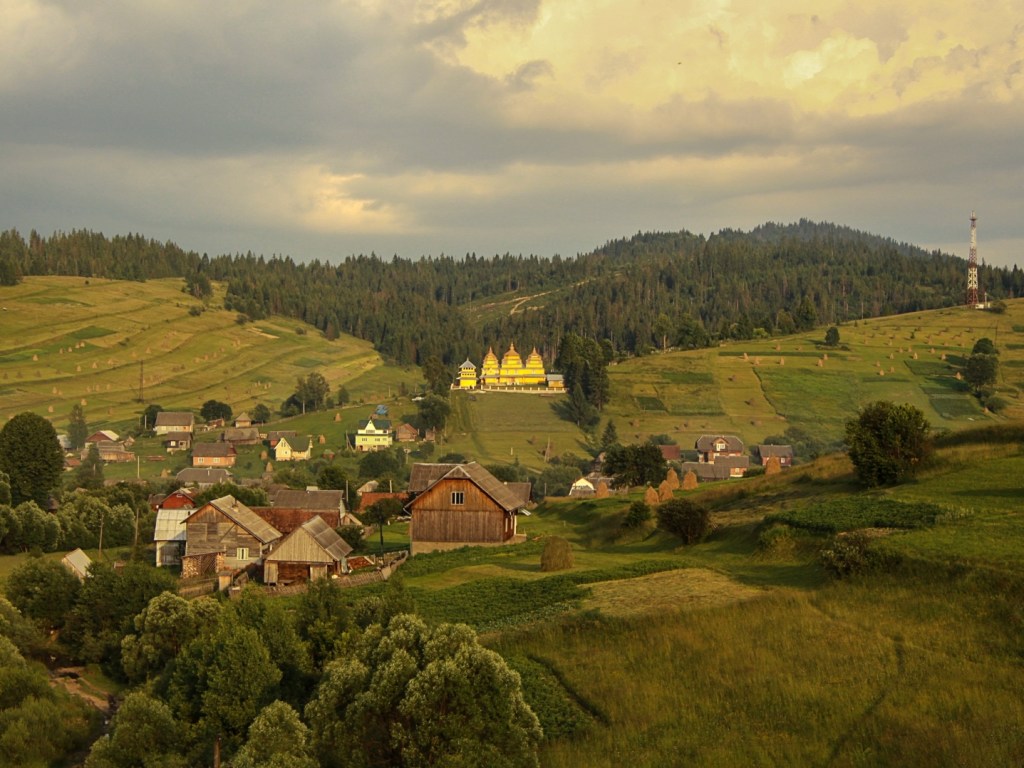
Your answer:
[3,221,1022,368]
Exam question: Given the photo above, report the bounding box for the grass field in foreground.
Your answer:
[393,439,1024,766]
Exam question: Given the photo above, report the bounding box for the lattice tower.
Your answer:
[967,211,979,306]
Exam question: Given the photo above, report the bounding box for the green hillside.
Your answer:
[0,276,423,435]
[4,276,1021,478]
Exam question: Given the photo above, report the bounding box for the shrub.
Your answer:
[622,501,651,529]
[540,537,574,572]
[656,498,710,544]
[820,531,872,578]
[984,395,1010,413]
[757,524,796,557]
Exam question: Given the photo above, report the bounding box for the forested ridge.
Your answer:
[2,221,1021,366]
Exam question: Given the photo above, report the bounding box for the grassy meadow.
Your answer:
[393,437,1024,766]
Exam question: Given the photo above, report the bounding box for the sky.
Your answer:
[2,1,1022,267]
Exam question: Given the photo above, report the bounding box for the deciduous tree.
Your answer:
[844,401,930,487]
[656,498,710,544]
[0,412,64,506]
[306,614,542,768]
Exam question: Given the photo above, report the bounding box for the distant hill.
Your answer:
[2,222,1020,369]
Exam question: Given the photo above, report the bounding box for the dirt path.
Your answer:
[49,667,112,715]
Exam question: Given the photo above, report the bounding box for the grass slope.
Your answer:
[394,439,1024,766]
[0,276,422,435]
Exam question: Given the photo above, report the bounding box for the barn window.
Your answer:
[236,547,249,560]
[451,491,465,505]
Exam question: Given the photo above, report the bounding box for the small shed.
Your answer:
[61,548,92,580]
[264,516,353,585]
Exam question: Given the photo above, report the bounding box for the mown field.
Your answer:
[0,276,422,434]
[601,301,1024,453]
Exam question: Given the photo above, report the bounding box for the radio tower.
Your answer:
[967,211,979,307]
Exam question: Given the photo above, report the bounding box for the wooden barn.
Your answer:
[406,462,528,555]
[264,516,352,585]
[180,495,282,579]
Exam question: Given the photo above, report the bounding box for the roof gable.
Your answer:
[155,411,195,427]
[185,495,282,544]
[266,515,352,563]
[410,461,524,512]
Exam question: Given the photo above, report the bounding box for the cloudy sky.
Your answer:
[3,1,1022,267]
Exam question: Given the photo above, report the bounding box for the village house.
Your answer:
[757,444,795,467]
[405,462,530,555]
[263,516,353,585]
[222,426,261,446]
[192,442,237,468]
[176,467,233,488]
[84,429,118,445]
[180,495,282,579]
[162,431,192,453]
[274,435,312,462]
[266,430,297,449]
[153,411,195,436]
[695,435,745,463]
[234,412,253,428]
[148,487,197,513]
[93,440,135,463]
[395,422,419,443]
[252,488,360,532]
[355,415,393,452]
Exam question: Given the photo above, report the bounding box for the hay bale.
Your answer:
[665,468,680,490]
[682,470,698,490]
[643,486,659,505]
[816,359,823,367]
[764,456,782,475]
[334,412,341,422]
[540,537,574,572]
[658,480,673,501]
[595,481,610,498]
[779,357,785,365]
[32,354,38,361]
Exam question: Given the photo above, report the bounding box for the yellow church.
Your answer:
[455,343,564,391]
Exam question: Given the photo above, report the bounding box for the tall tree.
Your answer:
[68,404,89,450]
[0,412,64,506]
[421,355,451,396]
[296,372,330,413]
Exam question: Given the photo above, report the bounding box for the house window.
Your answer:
[451,491,465,505]
[236,547,249,560]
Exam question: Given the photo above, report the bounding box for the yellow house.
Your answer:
[355,416,393,452]
[275,435,312,462]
